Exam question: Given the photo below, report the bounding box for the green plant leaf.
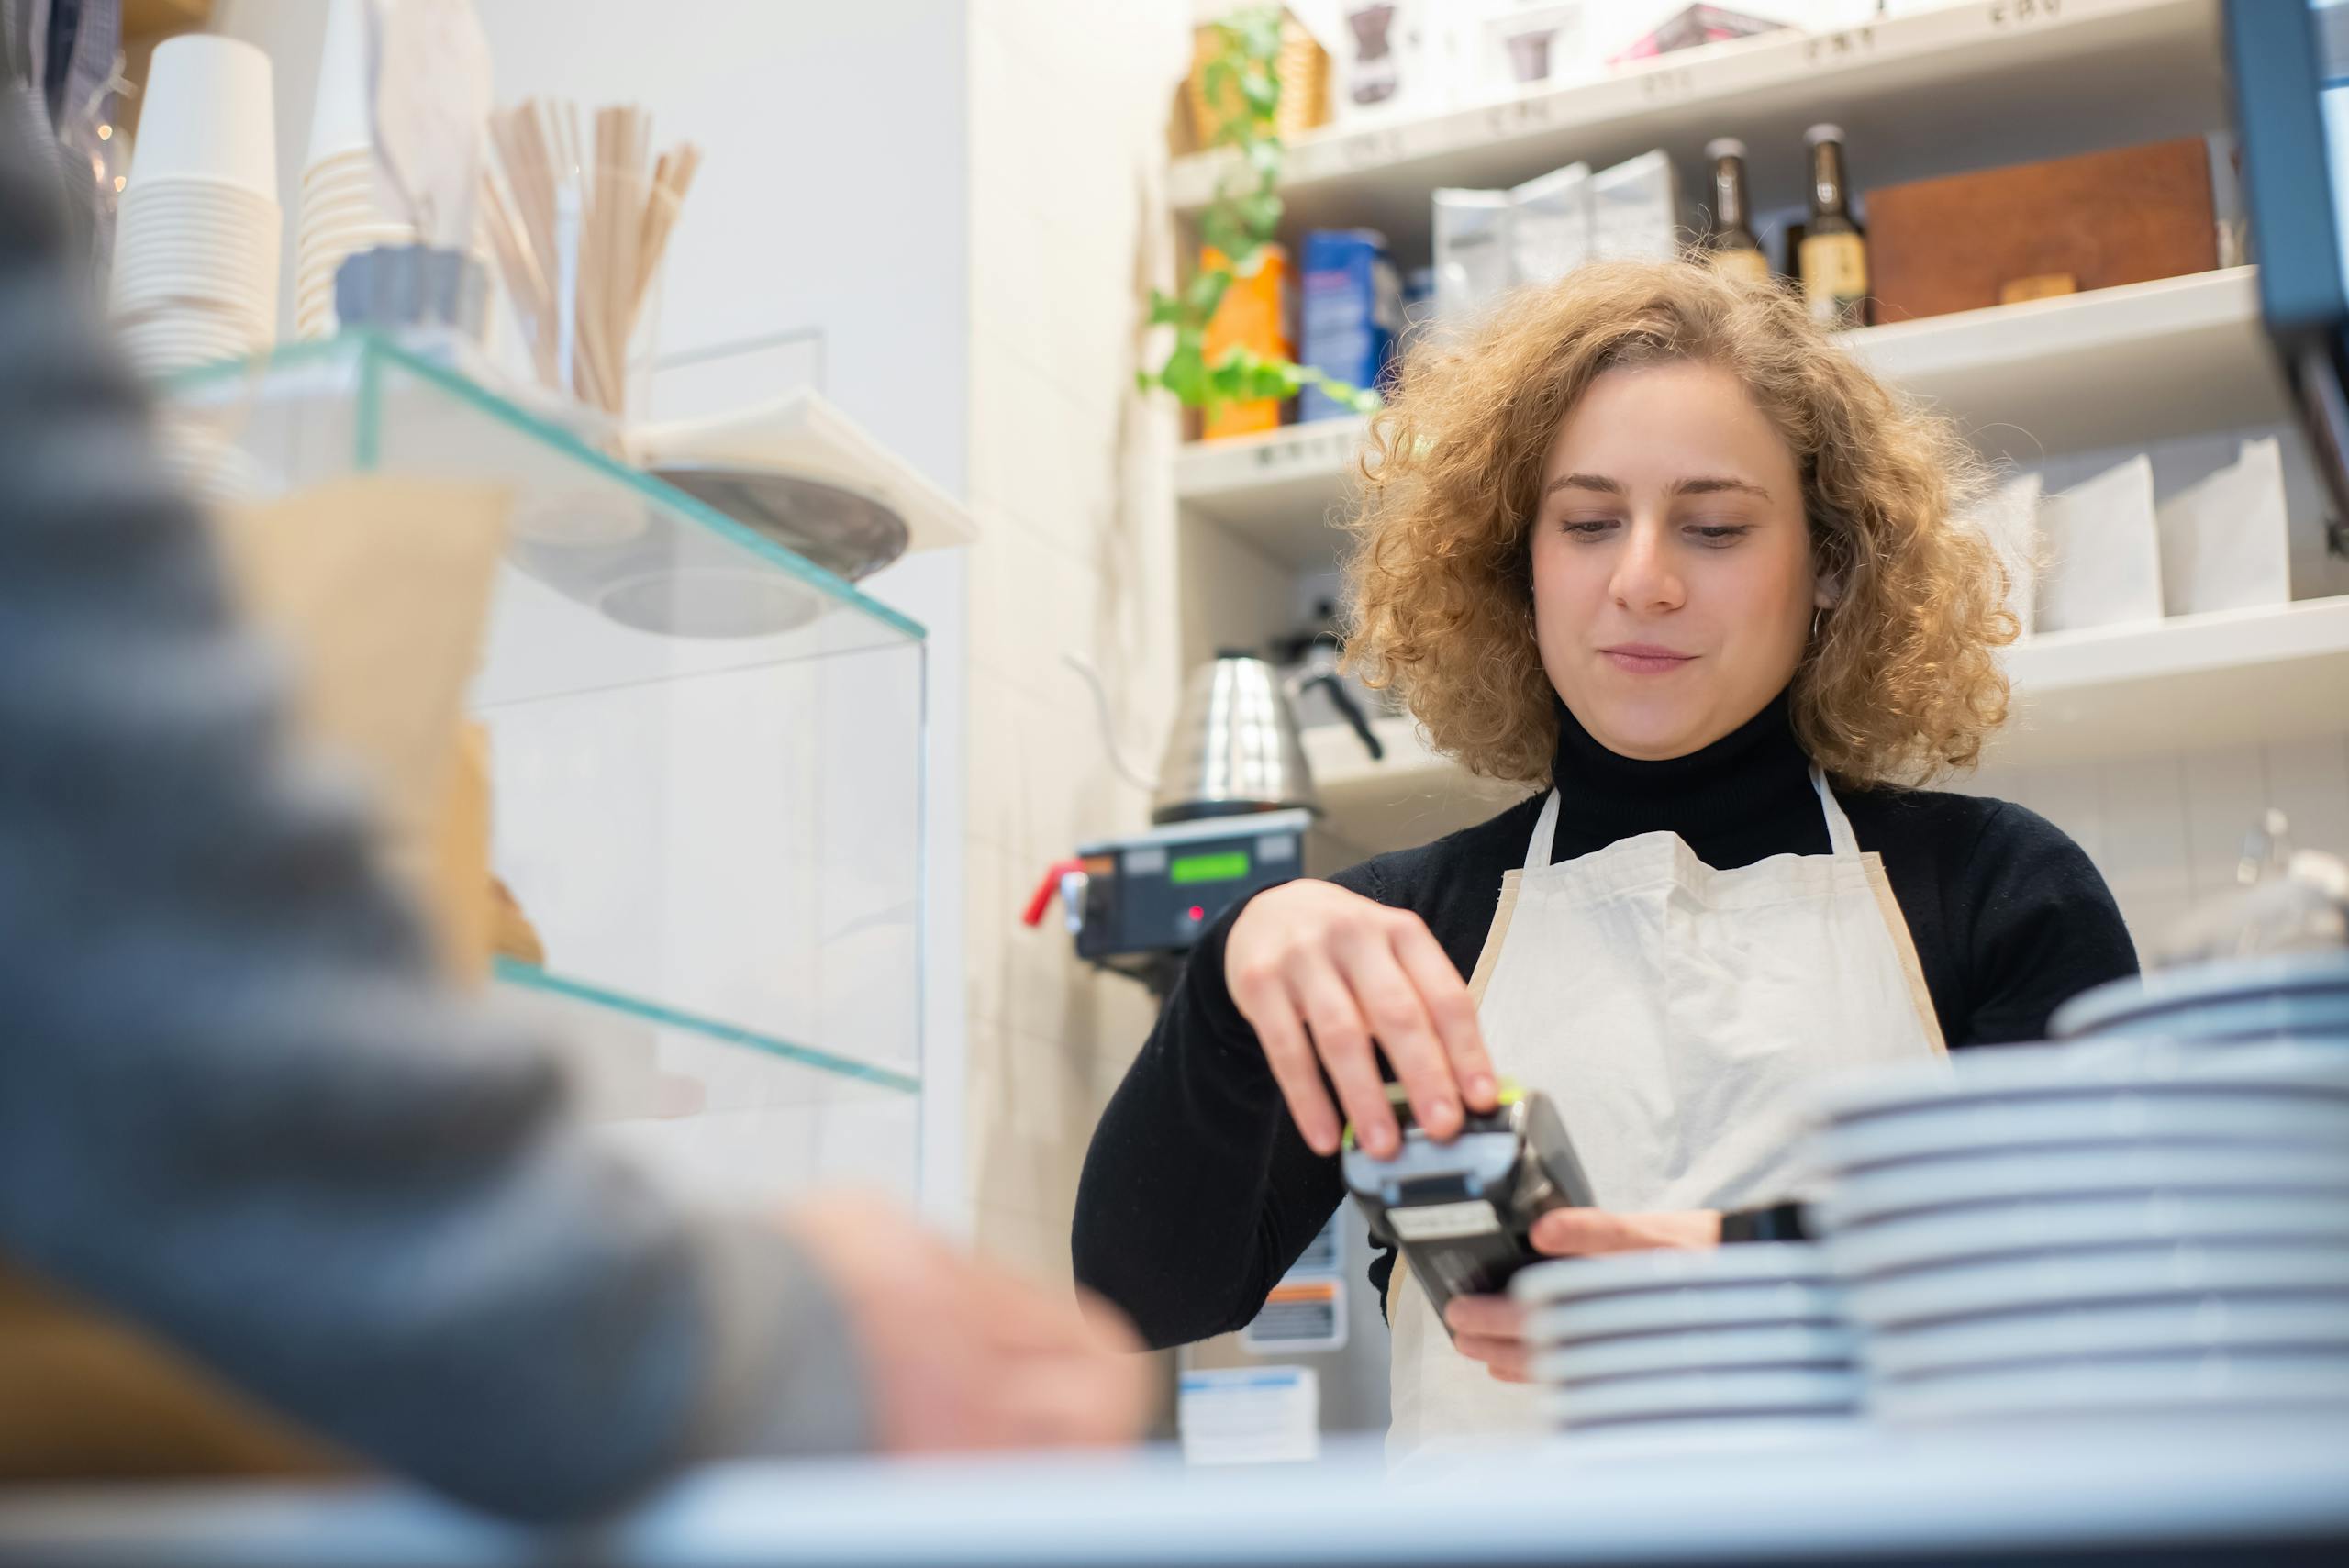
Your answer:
[1149,5,1311,414]
[1186,268,1233,318]
[1163,341,1208,405]
[1239,191,1284,240]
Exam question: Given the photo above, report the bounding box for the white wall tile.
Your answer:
[2094,752,2192,901]
[964,0,1230,1270]
[1984,734,2349,953]
[2263,734,2349,855]
[2112,891,2189,962]
[968,510,1102,702]
[969,339,1123,567]
[964,834,1015,1027]
[2021,762,2107,864]
[2180,745,2274,901]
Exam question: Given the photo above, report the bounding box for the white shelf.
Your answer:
[1171,0,2226,258]
[1996,596,2349,767]
[1848,268,2284,465]
[1299,598,2349,854]
[1174,416,1373,567]
[1174,269,2286,563]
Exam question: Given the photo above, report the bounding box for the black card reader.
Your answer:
[1341,1083,1595,1336]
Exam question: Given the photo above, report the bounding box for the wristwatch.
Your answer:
[1719,1200,1810,1244]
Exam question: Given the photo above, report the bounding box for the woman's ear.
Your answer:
[1813,573,1842,611]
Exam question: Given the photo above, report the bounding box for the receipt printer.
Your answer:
[1341,1084,1594,1333]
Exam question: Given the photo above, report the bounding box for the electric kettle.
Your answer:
[1152,650,1385,825]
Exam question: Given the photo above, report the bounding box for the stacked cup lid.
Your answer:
[1511,1243,1864,1446]
[1808,1038,2349,1428]
[109,36,279,376]
[296,0,415,340]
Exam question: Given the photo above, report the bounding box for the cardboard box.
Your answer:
[1865,139,2217,325]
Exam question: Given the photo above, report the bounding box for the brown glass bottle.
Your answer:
[1703,137,1770,286]
[1798,123,1868,328]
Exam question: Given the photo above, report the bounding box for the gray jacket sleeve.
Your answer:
[0,125,867,1518]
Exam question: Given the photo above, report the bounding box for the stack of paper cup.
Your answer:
[295,0,416,339]
[110,36,280,376]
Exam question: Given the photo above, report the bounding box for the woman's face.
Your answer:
[1530,360,1825,762]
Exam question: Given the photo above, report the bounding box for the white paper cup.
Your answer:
[301,168,401,219]
[301,176,395,211]
[116,206,281,256]
[117,317,265,376]
[120,173,281,214]
[303,150,384,183]
[306,0,374,165]
[300,211,417,242]
[116,183,282,251]
[112,233,280,322]
[116,303,273,355]
[304,145,375,176]
[298,224,419,265]
[114,284,276,334]
[113,272,278,332]
[132,36,277,198]
[115,234,281,282]
[120,324,253,362]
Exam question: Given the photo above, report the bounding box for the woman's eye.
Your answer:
[1558,517,1619,538]
[1687,523,1753,546]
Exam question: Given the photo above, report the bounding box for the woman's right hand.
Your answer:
[1224,880,1497,1160]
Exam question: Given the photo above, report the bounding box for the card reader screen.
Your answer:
[1169,851,1252,885]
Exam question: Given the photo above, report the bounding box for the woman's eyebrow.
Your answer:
[1542,473,1772,500]
[1671,476,1772,500]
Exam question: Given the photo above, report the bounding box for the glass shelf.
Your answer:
[168,335,923,702]
[492,964,919,1208]
[167,334,927,1202]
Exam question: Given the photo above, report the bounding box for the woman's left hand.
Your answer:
[1443,1209,1723,1382]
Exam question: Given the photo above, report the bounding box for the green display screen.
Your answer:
[1170,851,1252,885]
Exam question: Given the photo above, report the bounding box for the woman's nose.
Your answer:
[1609,517,1685,612]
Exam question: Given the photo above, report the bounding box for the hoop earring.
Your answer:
[1811,606,1825,641]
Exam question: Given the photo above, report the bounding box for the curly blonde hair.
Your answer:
[1344,258,2014,788]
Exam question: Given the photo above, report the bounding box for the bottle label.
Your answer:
[1800,232,1868,326]
[1709,248,1772,286]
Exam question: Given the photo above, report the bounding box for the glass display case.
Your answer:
[167,334,926,1206]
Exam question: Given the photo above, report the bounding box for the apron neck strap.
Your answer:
[1524,789,1564,872]
[1522,764,1860,871]
[1811,765,1862,858]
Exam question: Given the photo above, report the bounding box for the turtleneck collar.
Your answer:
[1543,687,1830,868]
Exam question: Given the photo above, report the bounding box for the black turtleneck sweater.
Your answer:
[1072,693,2139,1350]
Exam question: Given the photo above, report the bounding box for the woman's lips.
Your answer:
[1599,645,1697,675]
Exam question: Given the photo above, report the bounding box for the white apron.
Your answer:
[1386,768,1946,1460]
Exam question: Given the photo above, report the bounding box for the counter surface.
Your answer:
[1,1411,2344,1566]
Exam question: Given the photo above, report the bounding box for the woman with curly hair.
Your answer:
[1074,259,2135,1453]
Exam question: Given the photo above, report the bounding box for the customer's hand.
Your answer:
[785,1195,1152,1451]
[1225,879,1497,1159]
[1445,1208,1723,1382]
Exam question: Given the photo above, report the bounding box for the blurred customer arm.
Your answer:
[0,124,1140,1519]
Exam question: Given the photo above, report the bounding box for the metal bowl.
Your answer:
[649,462,911,583]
